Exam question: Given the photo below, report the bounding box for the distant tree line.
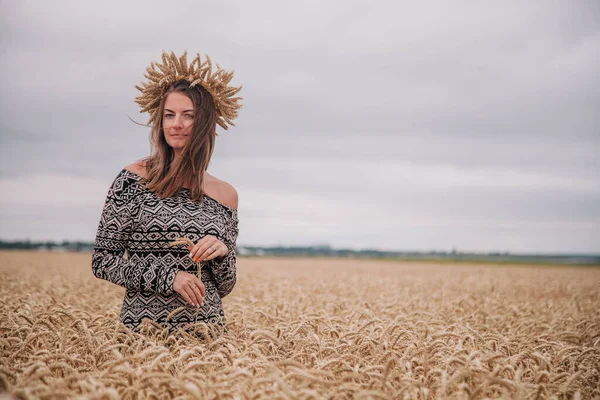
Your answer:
[0,240,598,266]
[237,246,600,266]
[0,240,94,252]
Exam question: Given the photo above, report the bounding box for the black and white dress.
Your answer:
[91,169,239,333]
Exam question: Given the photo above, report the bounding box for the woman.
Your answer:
[91,51,242,335]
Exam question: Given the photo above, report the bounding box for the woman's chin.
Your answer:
[167,143,187,153]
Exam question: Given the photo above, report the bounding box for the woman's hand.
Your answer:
[188,235,228,263]
[173,271,206,306]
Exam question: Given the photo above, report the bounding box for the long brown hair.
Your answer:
[141,80,217,201]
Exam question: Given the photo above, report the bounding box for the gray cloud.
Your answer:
[1,0,599,252]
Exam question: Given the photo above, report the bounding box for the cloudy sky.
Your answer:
[1,1,599,254]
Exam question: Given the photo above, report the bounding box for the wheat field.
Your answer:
[0,251,599,399]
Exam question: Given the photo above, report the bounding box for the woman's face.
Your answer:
[162,91,194,154]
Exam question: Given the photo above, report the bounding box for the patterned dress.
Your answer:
[91,169,239,333]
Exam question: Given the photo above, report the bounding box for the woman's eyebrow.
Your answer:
[164,108,194,113]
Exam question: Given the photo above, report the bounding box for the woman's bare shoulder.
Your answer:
[124,160,148,178]
[206,174,238,210]
[219,180,239,210]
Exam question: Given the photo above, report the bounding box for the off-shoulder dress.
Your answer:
[91,168,239,333]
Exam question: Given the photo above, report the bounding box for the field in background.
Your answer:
[1,251,599,399]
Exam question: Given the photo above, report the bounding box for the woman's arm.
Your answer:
[211,209,239,298]
[91,171,178,294]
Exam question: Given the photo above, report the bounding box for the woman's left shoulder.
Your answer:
[208,176,238,210]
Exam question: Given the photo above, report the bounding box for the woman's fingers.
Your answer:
[189,282,205,305]
[178,287,195,306]
[189,236,225,262]
[201,242,227,262]
[194,277,206,297]
[174,271,193,305]
[184,285,202,306]
[188,281,204,305]
[189,236,211,261]
[173,271,205,306]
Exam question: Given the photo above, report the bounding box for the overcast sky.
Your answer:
[1,1,599,253]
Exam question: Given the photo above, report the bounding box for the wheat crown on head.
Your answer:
[135,50,242,130]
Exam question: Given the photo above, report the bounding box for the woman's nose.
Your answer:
[173,115,184,127]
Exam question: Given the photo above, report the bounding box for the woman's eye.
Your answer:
[184,114,194,119]
[164,114,174,118]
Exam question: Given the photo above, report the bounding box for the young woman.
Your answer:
[91,51,242,335]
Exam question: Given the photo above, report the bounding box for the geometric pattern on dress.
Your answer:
[92,169,239,333]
